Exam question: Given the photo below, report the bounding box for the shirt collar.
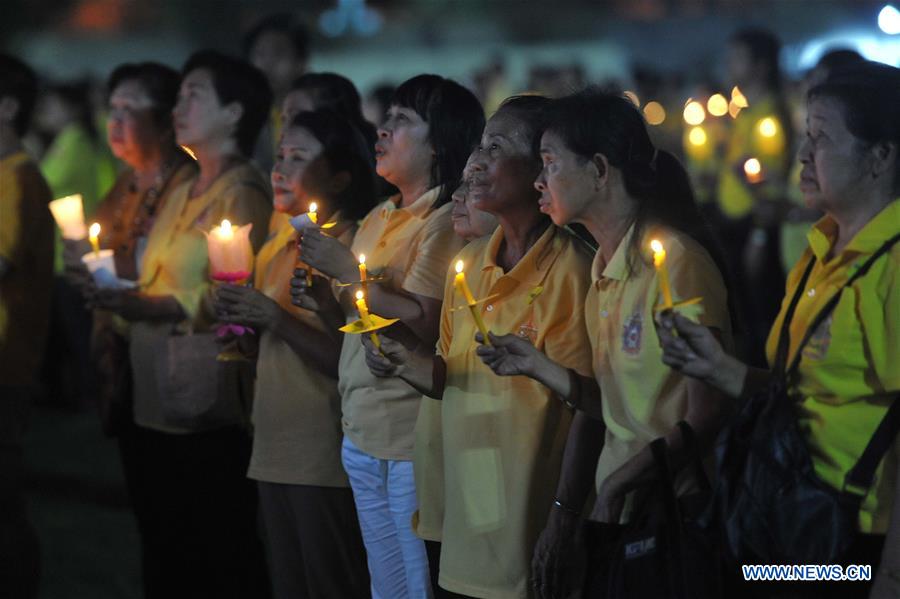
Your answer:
[807,197,900,260]
[381,186,442,220]
[594,223,637,283]
[481,222,561,289]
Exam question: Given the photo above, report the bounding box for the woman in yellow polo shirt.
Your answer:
[473,89,733,599]
[361,95,596,599]
[91,50,272,596]
[215,109,374,598]
[659,62,900,599]
[296,74,484,598]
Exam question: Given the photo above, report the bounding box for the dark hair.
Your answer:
[0,54,37,136]
[540,88,730,288]
[391,74,485,205]
[107,62,180,130]
[809,61,900,194]
[289,72,376,157]
[289,109,377,221]
[814,48,864,74]
[45,79,98,142]
[182,50,273,157]
[242,14,310,64]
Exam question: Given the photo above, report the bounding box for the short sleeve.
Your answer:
[221,181,274,252]
[668,241,732,339]
[402,208,464,300]
[542,249,594,379]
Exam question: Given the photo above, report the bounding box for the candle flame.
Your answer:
[355,290,364,301]
[309,202,317,214]
[650,239,664,255]
[455,260,464,274]
[688,126,707,146]
[744,158,762,176]
[180,145,197,161]
[758,117,777,138]
[359,254,366,264]
[218,219,234,239]
[683,100,706,126]
[89,222,101,238]
[707,94,728,117]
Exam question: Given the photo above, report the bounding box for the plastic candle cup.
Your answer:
[205,219,253,282]
[49,194,87,239]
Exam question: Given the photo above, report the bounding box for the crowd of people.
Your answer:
[0,15,898,599]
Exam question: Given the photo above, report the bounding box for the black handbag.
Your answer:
[595,422,721,599]
[709,232,900,565]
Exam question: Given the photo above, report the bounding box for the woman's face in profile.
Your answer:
[271,125,328,215]
[797,96,871,213]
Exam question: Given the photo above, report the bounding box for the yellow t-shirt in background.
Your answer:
[765,199,900,534]
[437,224,594,599]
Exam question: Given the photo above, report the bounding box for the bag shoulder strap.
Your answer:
[786,232,900,377]
[843,397,900,498]
[771,256,817,376]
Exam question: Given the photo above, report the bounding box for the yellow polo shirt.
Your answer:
[717,95,790,219]
[437,224,594,599]
[412,395,445,541]
[248,216,356,487]
[588,224,732,501]
[338,188,465,460]
[130,161,272,433]
[765,198,900,534]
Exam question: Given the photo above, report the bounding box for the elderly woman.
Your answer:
[659,62,900,599]
[214,109,375,598]
[65,63,196,436]
[362,96,595,599]
[92,50,272,597]
[296,74,484,598]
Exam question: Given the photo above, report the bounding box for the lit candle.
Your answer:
[355,290,381,349]
[49,194,87,239]
[650,239,674,310]
[743,158,763,184]
[358,254,368,294]
[454,260,491,344]
[88,222,101,256]
[308,202,318,224]
[205,219,254,282]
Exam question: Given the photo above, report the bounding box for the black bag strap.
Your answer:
[771,256,817,377]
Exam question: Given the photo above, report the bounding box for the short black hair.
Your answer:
[0,54,38,136]
[242,14,310,63]
[107,62,181,130]
[809,61,900,194]
[731,27,782,90]
[495,94,551,155]
[182,50,273,157]
[289,72,376,155]
[392,74,485,206]
[289,109,377,221]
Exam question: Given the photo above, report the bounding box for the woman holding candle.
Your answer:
[658,62,900,599]
[91,50,272,597]
[214,109,375,598]
[360,95,595,599]
[295,74,484,598]
[464,89,733,598]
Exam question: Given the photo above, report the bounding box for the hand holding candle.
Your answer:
[650,239,674,310]
[454,260,491,345]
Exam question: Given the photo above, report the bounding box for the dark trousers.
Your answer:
[257,481,370,599]
[117,422,269,599]
[0,389,40,599]
[40,276,95,408]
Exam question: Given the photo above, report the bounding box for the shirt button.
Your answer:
[807,288,816,297]
[486,304,494,312]
[379,241,386,248]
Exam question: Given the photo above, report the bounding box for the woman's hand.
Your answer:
[215,284,281,330]
[290,268,339,313]
[475,332,542,377]
[655,312,728,382]
[360,333,409,378]
[299,229,357,282]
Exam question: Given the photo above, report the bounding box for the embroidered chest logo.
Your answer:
[622,312,643,355]
[802,315,833,361]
